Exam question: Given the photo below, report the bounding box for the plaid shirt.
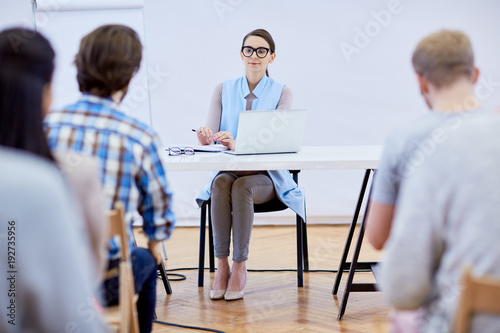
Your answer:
[45,94,175,257]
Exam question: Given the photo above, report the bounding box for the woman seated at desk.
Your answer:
[196,29,305,301]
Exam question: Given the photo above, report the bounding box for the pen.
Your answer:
[193,129,212,137]
[193,128,217,143]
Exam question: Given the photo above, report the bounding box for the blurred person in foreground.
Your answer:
[367,30,484,250]
[380,113,500,332]
[0,27,108,332]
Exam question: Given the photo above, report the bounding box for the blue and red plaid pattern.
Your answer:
[44,94,175,257]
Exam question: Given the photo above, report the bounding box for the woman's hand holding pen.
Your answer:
[193,128,236,150]
[213,131,236,150]
[195,127,214,145]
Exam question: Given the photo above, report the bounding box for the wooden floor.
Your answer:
[134,225,390,333]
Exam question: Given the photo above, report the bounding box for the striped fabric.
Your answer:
[44,94,175,257]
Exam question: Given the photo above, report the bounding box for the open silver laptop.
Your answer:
[225,109,307,155]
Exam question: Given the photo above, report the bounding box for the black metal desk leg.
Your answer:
[332,169,372,295]
[198,203,207,287]
[338,180,373,320]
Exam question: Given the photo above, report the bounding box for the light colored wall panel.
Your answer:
[144,0,500,225]
[2,0,500,225]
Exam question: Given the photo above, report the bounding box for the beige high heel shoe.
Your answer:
[224,272,248,301]
[209,272,231,300]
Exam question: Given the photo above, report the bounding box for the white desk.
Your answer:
[163,145,383,171]
[163,145,383,288]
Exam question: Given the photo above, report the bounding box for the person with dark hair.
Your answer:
[44,24,175,333]
[195,29,305,301]
[0,26,108,283]
[0,27,108,332]
[0,27,55,160]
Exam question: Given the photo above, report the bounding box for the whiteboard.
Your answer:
[36,0,144,12]
[34,0,152,125]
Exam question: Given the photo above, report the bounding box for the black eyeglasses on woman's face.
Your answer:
[241,46,271,59]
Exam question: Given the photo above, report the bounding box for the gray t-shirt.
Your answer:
[380,113,500,333]
[372,109,485,205]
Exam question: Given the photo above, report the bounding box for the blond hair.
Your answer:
[412,30,474,88]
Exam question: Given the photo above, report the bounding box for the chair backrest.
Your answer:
[106,202,139,333]
[107,202,130,262]
[453,267,500,333]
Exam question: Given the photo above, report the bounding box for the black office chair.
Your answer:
[198,170,309,287]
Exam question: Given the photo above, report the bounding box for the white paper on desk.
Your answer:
[191,145,228,152]
[166,144,228,152]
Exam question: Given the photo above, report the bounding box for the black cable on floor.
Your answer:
[158,267,372,284]
[153,319,226,333]
[163,267,372,274]
[164,273,186,281]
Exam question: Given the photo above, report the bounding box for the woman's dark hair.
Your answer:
[0,27,56,161]
[242,29,275,77]
[75,24,142,98]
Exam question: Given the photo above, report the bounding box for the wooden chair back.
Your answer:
[105,202,139,333]
[453,267,500,333]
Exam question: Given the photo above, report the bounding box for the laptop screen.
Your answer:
[228,109,307,155]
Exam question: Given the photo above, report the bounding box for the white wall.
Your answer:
[144,0,500,224]
[2,0,500,225]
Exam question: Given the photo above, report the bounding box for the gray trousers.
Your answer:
[210,172,276,262]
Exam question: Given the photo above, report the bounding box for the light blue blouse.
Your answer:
[196,75,305,220]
